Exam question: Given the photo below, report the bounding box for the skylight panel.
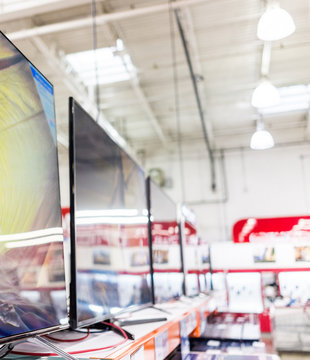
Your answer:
[66,44,135,86]
[258,84,310,115]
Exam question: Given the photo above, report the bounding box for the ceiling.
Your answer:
[2,0,310,160]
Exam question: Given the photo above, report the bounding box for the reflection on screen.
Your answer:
[149,180,184,303]
[199,273,207,292]
[186,273,199,297]
[71,100,152,327]
[0,32,68,341]
[181,216,200,297]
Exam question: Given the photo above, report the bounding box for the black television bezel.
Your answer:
[69,97,153,330]
[0,31,69,345]
[146,176,185,304]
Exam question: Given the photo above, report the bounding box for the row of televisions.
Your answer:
[0,31,209,348]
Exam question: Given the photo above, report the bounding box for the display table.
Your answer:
[10,295,212,360]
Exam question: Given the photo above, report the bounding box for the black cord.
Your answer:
[91,0,101,122]
[168,0,186,202]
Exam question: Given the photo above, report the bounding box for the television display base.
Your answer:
[116,316,167,327]
[1,336,79,360]
[89,321,135,341]
[150,305,172,315]
[30,336,79,360]
[0,343,14,358]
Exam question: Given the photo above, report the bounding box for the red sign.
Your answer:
[233,216,310,243]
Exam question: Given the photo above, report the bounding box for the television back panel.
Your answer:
[69,98,152,329]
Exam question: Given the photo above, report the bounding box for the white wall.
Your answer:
[58,142,310,243]
[144,143,310,242]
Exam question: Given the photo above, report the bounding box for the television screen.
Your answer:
[147,178,184,303]
[199,273,207,292]
[0,32,68,344]
[180,206,200,297]
[186,273,200,297]
[69,98,152,329]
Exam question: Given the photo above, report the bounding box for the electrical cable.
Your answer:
[168,0,186,202]
[11,322,129,357]
[174,8,217,192]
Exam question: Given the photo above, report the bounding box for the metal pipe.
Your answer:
[187,150,228,205]
[261,41,272,76]
[174,8,216,192]
[7,0,209,41]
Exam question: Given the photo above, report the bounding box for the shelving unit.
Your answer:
[11,296,212,360]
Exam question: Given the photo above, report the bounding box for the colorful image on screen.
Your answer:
[0,33,68,342]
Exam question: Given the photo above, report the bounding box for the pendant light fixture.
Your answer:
[257,3,296,41]
[251,78,280,108]
[250,117,274,150]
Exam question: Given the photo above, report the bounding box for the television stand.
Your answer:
[30,336,79,360]
[89,321,135,340]
[0,343,14,358]
[1,336,79,360]
[115,316,167,327]
[150,305,172,315]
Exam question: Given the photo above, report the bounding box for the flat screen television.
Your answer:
[0,32,68,345]
[69,98,152,329]
[180,205,200,297]
[146,177,184,304]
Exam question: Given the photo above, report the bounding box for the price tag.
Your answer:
[154,329,169,360]
[130,345,144,360]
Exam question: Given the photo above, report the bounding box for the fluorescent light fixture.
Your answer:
[257,4,296,41]
[76,209,140,218]
[89,304,105,314]
[5,235,63,248]
[76,216,148,225]
[66,45,135,86]
[251,79,280,108]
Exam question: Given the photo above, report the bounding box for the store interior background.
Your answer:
[2,1,310,357]
[2,0,307,243]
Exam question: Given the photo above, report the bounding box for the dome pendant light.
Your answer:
[257,3,296,41]
[250,118,274,150]
[251,78,280,108]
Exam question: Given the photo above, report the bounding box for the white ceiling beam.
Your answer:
[130,77,167,145]
[96,7,168,146]
[31,36,130,154]
[0,0,92,23]
[7,0,208,41]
